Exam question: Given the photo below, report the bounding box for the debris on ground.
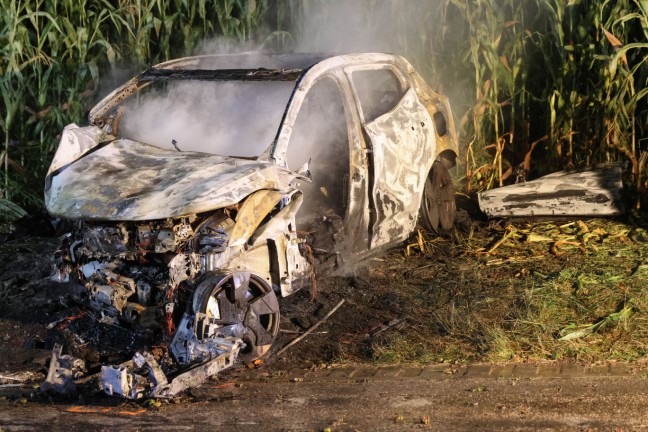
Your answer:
[41,344,85,395]
[274,299,345,357]
[1,210,647,405]
[478,162,625,218]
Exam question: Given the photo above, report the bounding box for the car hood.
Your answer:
[45,126,296,221]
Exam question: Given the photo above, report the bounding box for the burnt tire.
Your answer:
[196,272,280,362]
[419,161,456,233]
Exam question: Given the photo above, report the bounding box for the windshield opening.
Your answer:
[118,79,296,157]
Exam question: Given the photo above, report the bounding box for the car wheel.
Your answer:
[196,272,280,362]
[419,161,456,233]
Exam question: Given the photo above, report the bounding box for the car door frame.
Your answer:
[343,63,436,251]
[272,66,373,256]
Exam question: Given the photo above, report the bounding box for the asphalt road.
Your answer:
[1,363,647,431]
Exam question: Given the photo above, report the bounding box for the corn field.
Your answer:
[0,0,271,217]
[358,0,647,202]
[0,0,646,219]
[453,0,648,205]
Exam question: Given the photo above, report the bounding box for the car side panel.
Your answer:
[364,88,435,249]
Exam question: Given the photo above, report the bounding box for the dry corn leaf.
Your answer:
[526,233,554,243]
[523,135,546,173]
[406,230,429,256]
[486,227,517,254]
[482,79,491,98]
[575,220,590,234]
[551,240,583,256]
[500,165,513,182]
[606,230,631,242]
[601,26,628,66]
[500,55,512,72]
[581,232,600,244]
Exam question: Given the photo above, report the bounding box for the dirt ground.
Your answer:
[0,206,647,428]
[2,368,648,431]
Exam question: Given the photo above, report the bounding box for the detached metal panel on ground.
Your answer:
[478,163,625,218]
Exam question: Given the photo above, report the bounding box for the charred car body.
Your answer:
[44,53,458,397]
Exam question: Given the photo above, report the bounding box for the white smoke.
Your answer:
[115,1,449,157]
[119,79,294,156]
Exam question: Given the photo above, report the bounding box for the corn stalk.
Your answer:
[0,0,271,215]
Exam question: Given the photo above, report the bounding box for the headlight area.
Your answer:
[52,213,232,336]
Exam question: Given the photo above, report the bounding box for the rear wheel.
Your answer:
[419,161,456,233]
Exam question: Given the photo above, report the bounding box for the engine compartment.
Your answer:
[46,199,307,398]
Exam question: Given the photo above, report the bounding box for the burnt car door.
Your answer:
[346,66,435,249]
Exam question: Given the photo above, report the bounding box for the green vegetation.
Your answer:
[366,219,648,364]
[1,0,646,215]
[0,0,272,214]
[381,1,647,201]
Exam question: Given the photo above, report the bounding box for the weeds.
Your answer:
[364,218,648,364]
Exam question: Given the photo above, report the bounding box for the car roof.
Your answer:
[156,52,332,70]
[89,52,408,122]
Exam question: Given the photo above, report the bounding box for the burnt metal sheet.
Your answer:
[100,339,240,399]
[138,67,303,82]
[89,53,326,126]
[478,163,625,218]
[46,124,106,176]
[41,344,86,395]
[364,88,435,248]
[230,189,284,247]
[45,127,299,221]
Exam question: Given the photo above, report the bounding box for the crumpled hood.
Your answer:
[45,127,296,221]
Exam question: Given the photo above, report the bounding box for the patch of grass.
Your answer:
[364,218,648,364]
[371,334,438,364]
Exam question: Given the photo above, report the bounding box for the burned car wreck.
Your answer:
[44,52,458,398]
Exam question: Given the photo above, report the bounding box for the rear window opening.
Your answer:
[433,111,447,137]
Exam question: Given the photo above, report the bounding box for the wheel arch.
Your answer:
[436,149,457,170]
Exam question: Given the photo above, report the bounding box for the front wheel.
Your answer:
[196,272,280,361]
[419,161,456,233]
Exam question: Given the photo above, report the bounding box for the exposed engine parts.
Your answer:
[47,202,304,399]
